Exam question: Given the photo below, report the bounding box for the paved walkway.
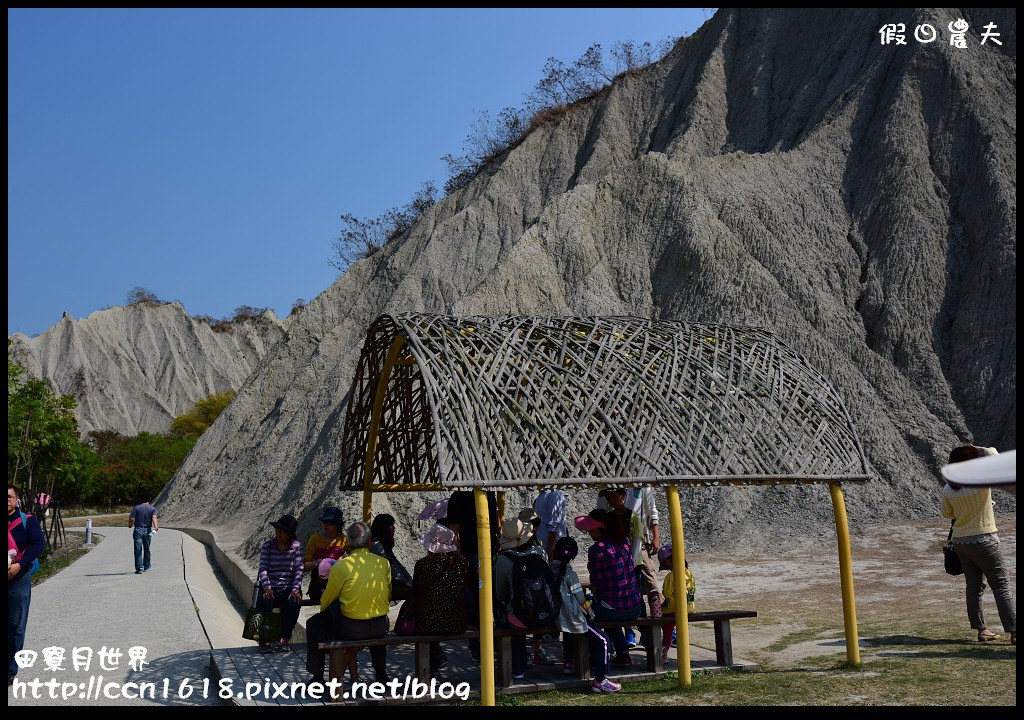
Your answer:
[8,527,241,706]
[8,527,756,707]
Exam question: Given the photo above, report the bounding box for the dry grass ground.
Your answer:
[515,514,1017,706]
[63,512,132,528]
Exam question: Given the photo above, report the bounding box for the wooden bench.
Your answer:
[686,610,757,667]
[318,609,756,694]
[318,630,481,699]
[491,610,757,685]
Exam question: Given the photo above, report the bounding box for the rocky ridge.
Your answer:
[152,8,1015,567]
[9,302,287,437]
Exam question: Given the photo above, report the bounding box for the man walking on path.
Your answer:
[128,495,159,574]
[8,484,44,685]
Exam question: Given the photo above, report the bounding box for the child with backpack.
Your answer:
[551,537,621,693]
[657,543,695,661]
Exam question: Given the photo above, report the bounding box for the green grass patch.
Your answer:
[511,629,1015,706]
[764,625,825,653]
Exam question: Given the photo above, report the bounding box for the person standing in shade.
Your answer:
[128,495,159,574]
[445,489,498,661]
[533,489,567,560]
[942,445,1016,645]
[8,484,44,685]
[598,486,661,649]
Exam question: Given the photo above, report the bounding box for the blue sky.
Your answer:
[8,8,712,337]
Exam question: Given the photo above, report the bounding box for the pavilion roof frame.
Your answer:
[338,313,870,701]
[338,314,871,493]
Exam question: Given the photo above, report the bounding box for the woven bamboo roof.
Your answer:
[338,315,871,491]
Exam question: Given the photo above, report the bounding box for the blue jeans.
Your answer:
[133,527,153,571]
[8,572,32,678]
[593,603,641,657]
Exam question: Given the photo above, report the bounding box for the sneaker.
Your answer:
[533,649,554,665]
[591,677,621,693]
[563,662,575,675]
[512,673,525,681]
[610,653,632,667]
[625,629,637,648]
[135,569,144,574]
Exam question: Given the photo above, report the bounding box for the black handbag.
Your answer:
[943,520,963,576]
[243,583,283,641]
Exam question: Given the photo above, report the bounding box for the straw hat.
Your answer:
[499,518,530,550]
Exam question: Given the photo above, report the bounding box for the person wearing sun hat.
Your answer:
[412,520,471,674]
[494,516,547,680]
[256,514,304,652]
[303,506,347,604]
[656,543,696,662]
[576,508,642,667]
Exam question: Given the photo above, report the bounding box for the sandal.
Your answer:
[977,629,1001,642]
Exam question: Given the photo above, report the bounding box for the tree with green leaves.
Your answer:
[87,431,194,506]
[8,356,92,546]
[171,390,235,439]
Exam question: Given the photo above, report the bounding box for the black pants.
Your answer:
[256,591,301,641]
[305,604,389,681]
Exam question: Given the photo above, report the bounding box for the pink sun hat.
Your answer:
[318,558,338,579]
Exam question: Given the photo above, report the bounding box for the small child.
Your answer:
[519,509,553,664]
[551,537,621,693]
[657,543,696,661]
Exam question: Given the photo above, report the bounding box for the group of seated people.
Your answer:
[257,489,691,694]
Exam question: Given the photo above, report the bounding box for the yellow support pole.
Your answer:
[828,481,861,666]
[474,488,496,706]
[362,337,406,522]
[666,485,691,686]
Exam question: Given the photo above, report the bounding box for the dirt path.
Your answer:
[681,515,1016,668]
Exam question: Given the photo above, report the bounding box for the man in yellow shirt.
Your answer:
[306,521,392,684]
